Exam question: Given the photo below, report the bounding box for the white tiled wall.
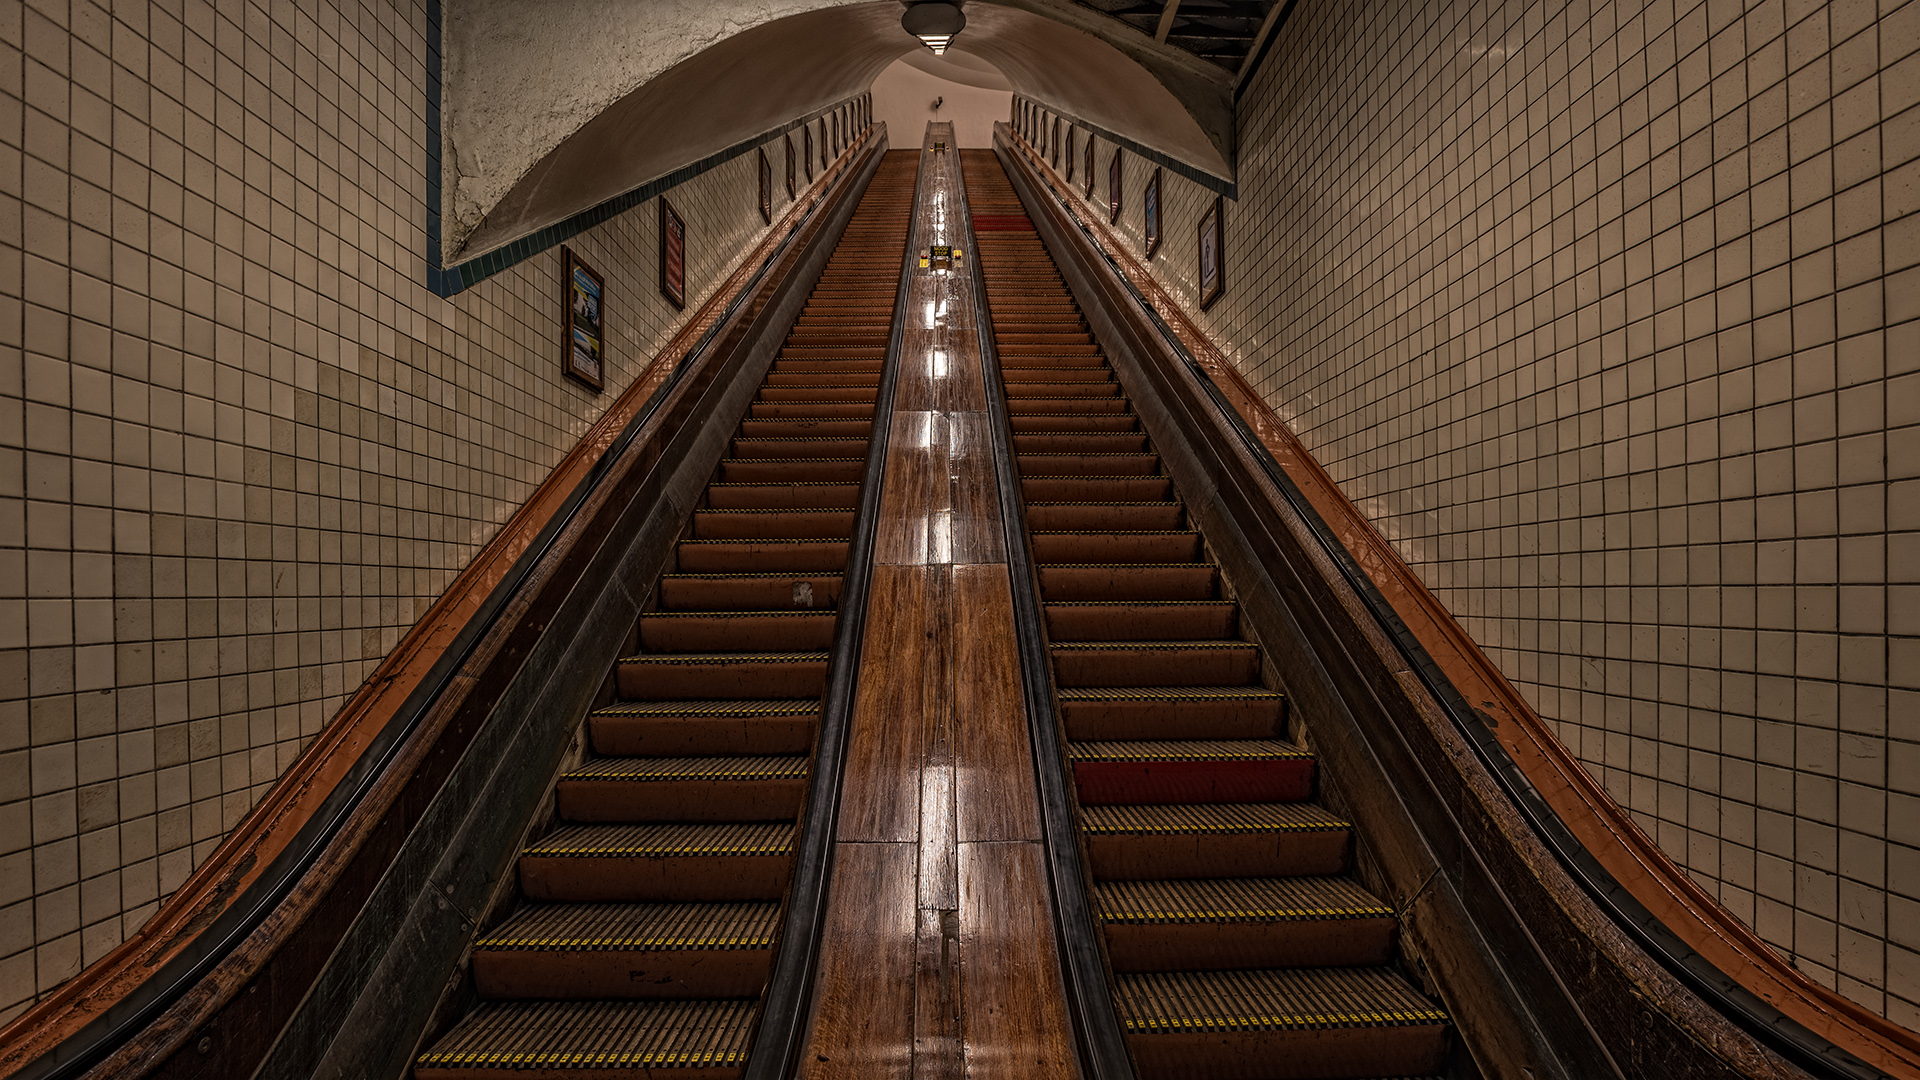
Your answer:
[1042,0,1919,1027]
[0,0,855,1025]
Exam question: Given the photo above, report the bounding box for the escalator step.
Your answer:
[1068,738,1312,804]
[1052,640,1261,686]
[656,573,843,611]
[415,998,757,1077]
[1080,803,1349,879]
[1045,600,1233,640]
[473,901,780,999]
[715,458,866,484]
[1035,563,1215,600]
[689,510,856,540]
[1095,877,1397,971]
[1027,502,1183,530]
[589,699,819,757]
[639,611,837,652]
[704,481,861,509]
[557,755,810,822]
[674,539,851,572]
[521,822,795,902]
[1115,968,1448,1079]
[1029,531,1202,562]
[615,652,828,699]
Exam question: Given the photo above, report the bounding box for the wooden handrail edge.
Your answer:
[0,126,887,1079]
[996,124,1920,1077]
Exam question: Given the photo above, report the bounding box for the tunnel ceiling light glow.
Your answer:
[902,2,965,55]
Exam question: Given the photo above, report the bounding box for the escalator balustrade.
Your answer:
[962,149,1452,1080]
[413,151,920,1078]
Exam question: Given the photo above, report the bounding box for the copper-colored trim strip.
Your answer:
[1000,126,1920,1076]
[0,128,887,1080]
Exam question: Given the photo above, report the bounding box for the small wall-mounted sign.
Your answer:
[660,197,686,310]
[561,246,605,392]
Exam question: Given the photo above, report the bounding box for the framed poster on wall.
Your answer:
[1108,147,1123,224]
[786,133,796,198]
[1066,128,1076,183]
[758,147,773,223]
[804,124,814,181]
[819,119,828,169]
[1083,133,1095,197]
[660,197,686,310]
[1144,167,1162,257]
[1051,118,1062,168]
[561,247,605,392]
[1198,194,1224,310]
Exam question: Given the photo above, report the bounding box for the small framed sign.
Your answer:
[660,196,686,310]
[818,119,828,169]
[758,147,773,223]
[1051,117,1062,168]
[1144,167,1162,258]
[561,246,605,392]
[1108,146,1123,224]
[1197,194,1224,310]
[1083,133,1095,197]
[804,124,814,181]
[1066,127,1076,183]
[786,133,796,198]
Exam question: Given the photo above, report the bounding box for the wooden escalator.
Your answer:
[962,148,1453,1080]
[413,149,920,1079]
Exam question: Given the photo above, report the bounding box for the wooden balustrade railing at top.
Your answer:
[1000,123,1920,1080]
[0,121,886,1080]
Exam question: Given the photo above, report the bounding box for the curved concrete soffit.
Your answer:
[444,0,1233,263]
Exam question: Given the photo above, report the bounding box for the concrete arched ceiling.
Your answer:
[443,1,1233,263]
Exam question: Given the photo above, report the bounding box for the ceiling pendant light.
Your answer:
[902,2,965,55]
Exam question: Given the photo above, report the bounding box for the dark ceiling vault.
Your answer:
[1072,0,1280,71]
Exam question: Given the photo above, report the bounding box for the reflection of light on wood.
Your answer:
[930,349,948,378]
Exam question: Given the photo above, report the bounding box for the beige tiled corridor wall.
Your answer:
[1045,0,1919,1027]
[0,0,857,1024]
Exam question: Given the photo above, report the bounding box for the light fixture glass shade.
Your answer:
[902,2,964,55]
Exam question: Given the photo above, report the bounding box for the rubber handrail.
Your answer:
[992,126,1894,1080]
[14,130,886,1080]
[953,152,1140,1080]
[741,136,927,1080]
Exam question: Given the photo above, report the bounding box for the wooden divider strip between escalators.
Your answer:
[738,142,927,1080]
[0,127,889,1080]
[994,124,1920,1079]
[953,137,1140,1080]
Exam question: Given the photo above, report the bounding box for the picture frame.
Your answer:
[1108,146,1123,224]
[1197,194,1224,310]
[561,246,606,392]
[786,133,796,198]
[1051,117,1062,168]
[1066,127,1076,183]
[758,146,773,224]
[1144,167,1162,258]
[1083,132,1095,197]
[804,124,814,181]
[659,196,686,310]
[818,118,828,169]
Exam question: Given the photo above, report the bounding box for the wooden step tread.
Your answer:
[477,901,780,951]
[1068,739,1308,763]
[620,651,829,666]
[564,755,808,782]
[1114,967,1445,1033]
[1081,802,1346,836]
[593,699,819,718]
[1058,685,1284,701]
[1053,640,1255,652]
[1092,876,1391,925]
[527,822,794,859]
[416,998,756,1072]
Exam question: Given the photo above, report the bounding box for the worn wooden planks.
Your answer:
[798,124,1080,1080]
